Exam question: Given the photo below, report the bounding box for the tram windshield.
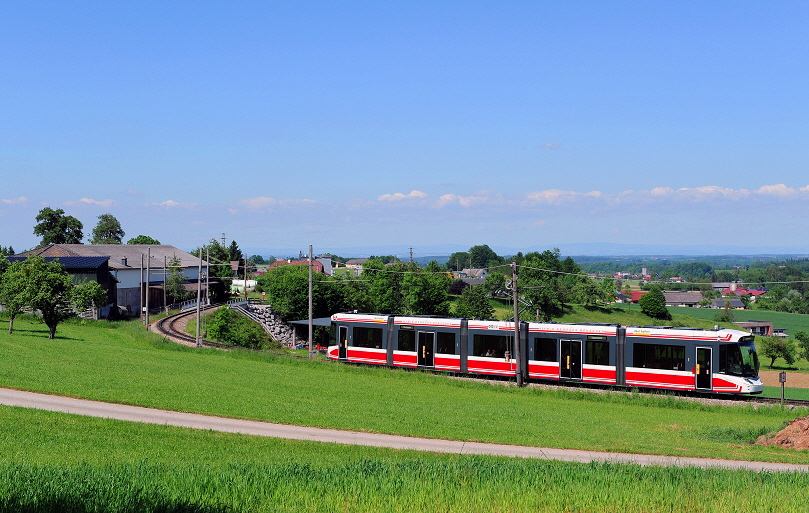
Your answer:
[726,337,759,378]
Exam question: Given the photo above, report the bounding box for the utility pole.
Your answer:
[308,244,313,358]
[195,251,202,348]
[145,247,151,329]
[243,256,248,299]
[512,260,523,387]
[140,254,144,324]
[163,255,167,314]
[205,246,210,305]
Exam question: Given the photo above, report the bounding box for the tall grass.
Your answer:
[2,459,808,513]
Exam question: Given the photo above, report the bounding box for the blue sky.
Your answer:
[2,1,808,256]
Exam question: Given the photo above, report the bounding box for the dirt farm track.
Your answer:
[759,370,809,388]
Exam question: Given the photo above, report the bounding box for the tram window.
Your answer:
[534,338,556,362]
[633,343,685,371]
[719,344,743,375]
[353,327,384,349]
[585,340,610,366]
[398,330,416,352]
[473,334,511,358]
[437,332,456,354]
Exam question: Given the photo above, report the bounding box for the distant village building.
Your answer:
[267,258,325,274]
[710,298,745,309]
[345,258,367,269]
[459,268,488,279]
[663,291,703,307]
[734,321,773,336]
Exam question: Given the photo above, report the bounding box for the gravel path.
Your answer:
[1,387,806,473]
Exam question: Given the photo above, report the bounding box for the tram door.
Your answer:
[696,347,712,390]
[338,326,348,360]
[418,332,435,367]
[560,340,582,380]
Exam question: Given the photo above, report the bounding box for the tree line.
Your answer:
[3,207,161,256]
[256,246,618,324]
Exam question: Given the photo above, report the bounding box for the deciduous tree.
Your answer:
[518,249,579,321]
[364,259,409,315]
[89,213,125,244]
[33,207,83,245]
[453,285,494,320]
[127,235,161,245]
[469,244,501,269]
[758,336,797,368]
[795,330,809,362]
[713,299,735,323]
[403,261,451,316]
[164,255,191,303]
[638,285,671,320]
[72,281,109,313]
[0,259,35,334]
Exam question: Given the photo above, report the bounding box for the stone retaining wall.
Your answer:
[246,304,305,347]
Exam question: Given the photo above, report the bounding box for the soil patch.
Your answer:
[757,415,809,450]
[758,370,809,388]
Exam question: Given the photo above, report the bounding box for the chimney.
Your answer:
[121,257,127,266]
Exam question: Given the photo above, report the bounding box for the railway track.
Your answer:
[153,305,228,348]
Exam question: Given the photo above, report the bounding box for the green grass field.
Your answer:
[2,313,809,512]
[2,405,809,513]
[663,305,809,335]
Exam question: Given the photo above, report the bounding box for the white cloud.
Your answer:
[520,184,809,210]
[754,184,799,198]
[1,196,28,205]
[238,196,277,209]
[650,187,675,197]
[147,200,197,208]
[434,193,489,208]
[525,189,586,205]
[675,186,750,201]
[540,137,562,150]
[65,197,116,207]
[236,197,316,211]
[377,190,428,202]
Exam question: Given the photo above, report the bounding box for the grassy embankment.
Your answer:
[2,313,809,511]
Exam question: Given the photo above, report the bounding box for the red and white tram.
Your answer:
[327,313,763,395]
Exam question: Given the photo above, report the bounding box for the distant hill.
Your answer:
[242,242,809,263]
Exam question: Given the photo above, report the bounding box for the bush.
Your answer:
[638,285,671,320]
[206,307,279,350]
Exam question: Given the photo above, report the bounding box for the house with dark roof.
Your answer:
[710,298,745,309]
[17,244,209,316]
[7,255,118,317]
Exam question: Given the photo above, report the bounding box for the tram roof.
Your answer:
[289,317,333,327]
